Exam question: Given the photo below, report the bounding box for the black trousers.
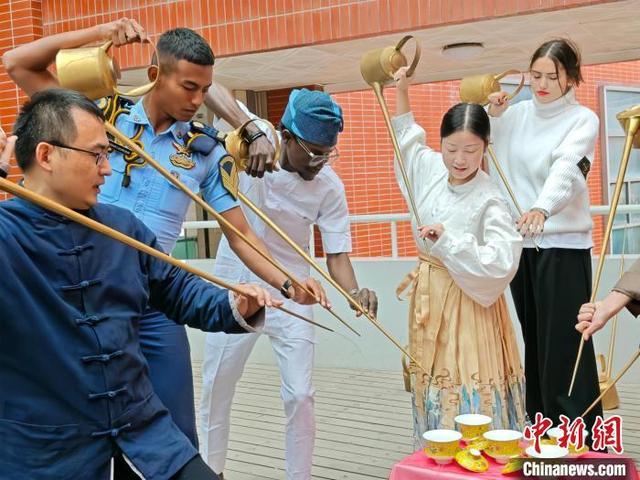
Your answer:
[510,248,603,446]
[114,453,219,479]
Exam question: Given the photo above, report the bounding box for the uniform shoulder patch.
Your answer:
[97,95,135,125]
[218,154,239,199]
[577,156,591,179]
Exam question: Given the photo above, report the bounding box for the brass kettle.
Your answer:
[360,35,421,88]
[597,354,620,411]
[224,118,281,171]
[459,69,524,106]
[617,104,640,149]
[56,40,158,100]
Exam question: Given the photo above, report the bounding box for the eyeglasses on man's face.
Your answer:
[47,140,110,167]
[293,135,339,167]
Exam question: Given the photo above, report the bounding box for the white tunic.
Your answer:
[214,142,352,342]
[488,89,599,249]
[392,112,522,307]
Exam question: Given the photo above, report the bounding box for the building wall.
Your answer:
[37,0,618,61]
[1,0,637,257]
[329,61,640,257]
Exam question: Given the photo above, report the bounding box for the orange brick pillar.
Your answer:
[0,0,43,198]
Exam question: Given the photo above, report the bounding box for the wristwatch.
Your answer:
[280,279,293,299]
[0,167,7,179]
[245,130,266,144]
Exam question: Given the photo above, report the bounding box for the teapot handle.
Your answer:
[113,41,160,97]
[100,40,114,53]
[395,35,422,78]
[597,353,607,374]
[495,69,525,101]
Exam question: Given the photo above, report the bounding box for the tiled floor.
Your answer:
[192,362,639,479]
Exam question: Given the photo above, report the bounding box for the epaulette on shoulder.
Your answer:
[186,120,226,156]
[96,95,135,125]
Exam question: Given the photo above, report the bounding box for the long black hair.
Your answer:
[440,103,490,146]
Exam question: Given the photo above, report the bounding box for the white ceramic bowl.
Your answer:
[546,427,589,457]
[483,429,523,442]
[546,427,563,440]
[526,444,569,459]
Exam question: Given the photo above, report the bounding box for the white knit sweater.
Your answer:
[489,89,599,249]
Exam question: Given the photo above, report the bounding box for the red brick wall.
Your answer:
[0,0,43,188]
[34,0,619,63]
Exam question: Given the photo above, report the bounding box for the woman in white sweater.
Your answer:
[487,38,602,438]
[392,67,525,445]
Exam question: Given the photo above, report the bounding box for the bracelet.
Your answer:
[531,207,549,220]
[245,130,266,144]
[280,279,293,299]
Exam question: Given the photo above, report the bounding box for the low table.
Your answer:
[389,449,639,479]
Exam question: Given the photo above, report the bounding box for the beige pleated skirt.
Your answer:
[397,255,526,446]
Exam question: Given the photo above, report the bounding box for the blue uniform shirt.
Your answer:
[98,98,238,253]
[0,198,254,479]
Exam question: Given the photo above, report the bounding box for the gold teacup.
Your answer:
[483,429,523,464]
[422,429,462,465]
[455,414,492,441]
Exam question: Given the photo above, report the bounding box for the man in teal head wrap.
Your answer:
[200,87,379,480]
[279,88,344,181]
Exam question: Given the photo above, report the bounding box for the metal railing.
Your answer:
[181,205,640,258]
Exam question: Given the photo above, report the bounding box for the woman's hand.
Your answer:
[393,66,411,92]
[575,291,631,341]
[516,210,546,238]
[487,91,509,117]
[418,224,444,242]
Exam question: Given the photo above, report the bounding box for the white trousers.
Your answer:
[199,331,316,479]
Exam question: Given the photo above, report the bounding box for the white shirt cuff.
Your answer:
[429,229,454,261]
[228,290,265,333]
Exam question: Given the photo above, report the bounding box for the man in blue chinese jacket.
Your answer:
[0,89,277,479]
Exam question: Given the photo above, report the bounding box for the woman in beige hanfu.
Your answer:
[391,66,526,447]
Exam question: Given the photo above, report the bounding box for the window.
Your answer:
[601,86,640,254]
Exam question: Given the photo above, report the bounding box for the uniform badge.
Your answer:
[219,154,239,199]
[170,141,196,170]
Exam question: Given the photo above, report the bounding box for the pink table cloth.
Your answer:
[389,450,639,480]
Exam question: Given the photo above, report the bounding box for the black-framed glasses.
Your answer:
[293,135,339,167]
[47,140,110,166]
